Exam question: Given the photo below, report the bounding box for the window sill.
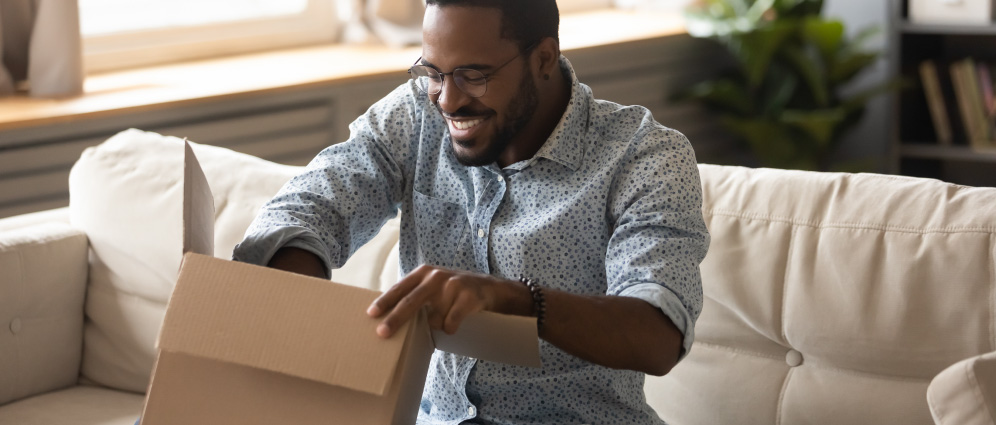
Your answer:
[0,8,687,132]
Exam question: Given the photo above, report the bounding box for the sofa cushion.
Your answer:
[0,385,143,425]
[647,165,996,425]
[928,351,996,425]
[0,222,88,406]
[69,129,402,394]
[68,129,303,393]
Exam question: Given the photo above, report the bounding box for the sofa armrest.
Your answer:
[0,207,70,233]
[929,351,996,425]
[0,222,89,406]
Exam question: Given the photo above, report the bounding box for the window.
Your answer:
[80,0,338,73]
[558,0,613,13]
[78,0,658,74]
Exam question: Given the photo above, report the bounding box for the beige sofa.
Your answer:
[0,129,994,424]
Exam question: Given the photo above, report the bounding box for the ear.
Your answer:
[532,37,560,80]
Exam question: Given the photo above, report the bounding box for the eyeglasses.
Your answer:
[407,50,527,98]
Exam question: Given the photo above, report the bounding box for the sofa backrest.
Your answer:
[646,164,996,425]
[68,130,400,394]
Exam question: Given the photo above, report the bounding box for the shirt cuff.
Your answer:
[231,226,335,279]
[617,283,695,362]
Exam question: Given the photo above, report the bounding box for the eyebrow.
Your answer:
[419,58,495,72]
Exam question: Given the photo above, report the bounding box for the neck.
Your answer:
[497,66,572,168]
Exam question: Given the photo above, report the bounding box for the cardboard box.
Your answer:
[139,142,540,424]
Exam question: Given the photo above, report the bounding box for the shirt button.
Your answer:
[10,317,22,334]
[497,175,504,182]
[468,406,477,417]
[477,228,485,238]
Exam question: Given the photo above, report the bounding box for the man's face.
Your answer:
[421,5,540,167]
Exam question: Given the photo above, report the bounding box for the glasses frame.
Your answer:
[407,43,538,98]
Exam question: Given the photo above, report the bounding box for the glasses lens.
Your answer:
[454,69,487,98]
[409,66,441,95]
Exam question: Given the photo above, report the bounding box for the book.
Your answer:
[919,60,953,145]
[976,62,996,131]
[950,59,993,149]
[949,61,980,146]
[962,58,994,144]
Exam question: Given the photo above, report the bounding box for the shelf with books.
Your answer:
[900,22,996,36]
[900,144,996,162]
[890,0,996,186]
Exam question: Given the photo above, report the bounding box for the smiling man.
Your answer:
[232,0,709,423]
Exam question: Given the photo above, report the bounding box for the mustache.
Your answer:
[435,104,493,119]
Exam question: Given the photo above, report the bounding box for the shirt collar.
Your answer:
[505,56,588,172]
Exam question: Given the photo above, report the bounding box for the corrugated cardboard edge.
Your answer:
[391,308,436,425]
[183,139,214,256]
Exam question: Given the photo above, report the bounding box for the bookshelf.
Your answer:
[890,0,996,186]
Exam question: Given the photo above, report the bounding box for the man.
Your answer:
[232,0,709,423]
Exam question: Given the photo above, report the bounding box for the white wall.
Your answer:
[820,0,892,171]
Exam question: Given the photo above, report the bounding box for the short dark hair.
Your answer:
[424,0,559,53]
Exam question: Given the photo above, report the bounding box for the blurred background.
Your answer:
[0,0,991,220]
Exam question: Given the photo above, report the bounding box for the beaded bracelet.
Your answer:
[518,276,546,330]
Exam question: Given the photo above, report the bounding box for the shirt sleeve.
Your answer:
[232,83,422,276]
[604,126,710,361]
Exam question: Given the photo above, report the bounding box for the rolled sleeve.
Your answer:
[232,226,336,278]
[618,282,696,361]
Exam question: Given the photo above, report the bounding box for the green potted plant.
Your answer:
[679,0,900,171]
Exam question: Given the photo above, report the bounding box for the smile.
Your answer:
[451,118,483,130]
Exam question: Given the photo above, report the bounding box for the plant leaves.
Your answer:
[801,18,843,61]
[781,43,829,107]
[736,22,796,88]
[679,79,755,115]
[781,108,846,147]
[830,51,879,83]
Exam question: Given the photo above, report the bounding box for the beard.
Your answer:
[446,67,539,167]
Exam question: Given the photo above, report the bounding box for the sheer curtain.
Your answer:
[341,0,424,47]
[0,0,83,98]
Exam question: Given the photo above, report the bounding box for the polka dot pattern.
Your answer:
[233,57,709,425]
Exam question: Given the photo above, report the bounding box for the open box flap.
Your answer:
[431,311,541,368]
[182,140,214,256]
[159,252,409,397]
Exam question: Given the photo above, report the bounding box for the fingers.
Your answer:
[367,265,496,338]
[371,266,452,338]
[444,289,485,335]
[367,265,430,317]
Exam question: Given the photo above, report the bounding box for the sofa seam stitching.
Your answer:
[780,224,794,346]
[970,357,995,423]
[693,341,783,361]
[926,378,944,423]
[705,208,996,235]
[774,366,793,425]
[696,341,935,383]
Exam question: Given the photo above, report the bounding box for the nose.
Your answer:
[434,75,472,114]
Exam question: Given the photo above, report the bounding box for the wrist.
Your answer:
[492,277,535,317]
[518,277,546,330]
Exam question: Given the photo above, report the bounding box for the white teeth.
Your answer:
[452,119,483,130]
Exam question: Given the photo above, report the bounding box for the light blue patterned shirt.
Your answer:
[233,57,709,425]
